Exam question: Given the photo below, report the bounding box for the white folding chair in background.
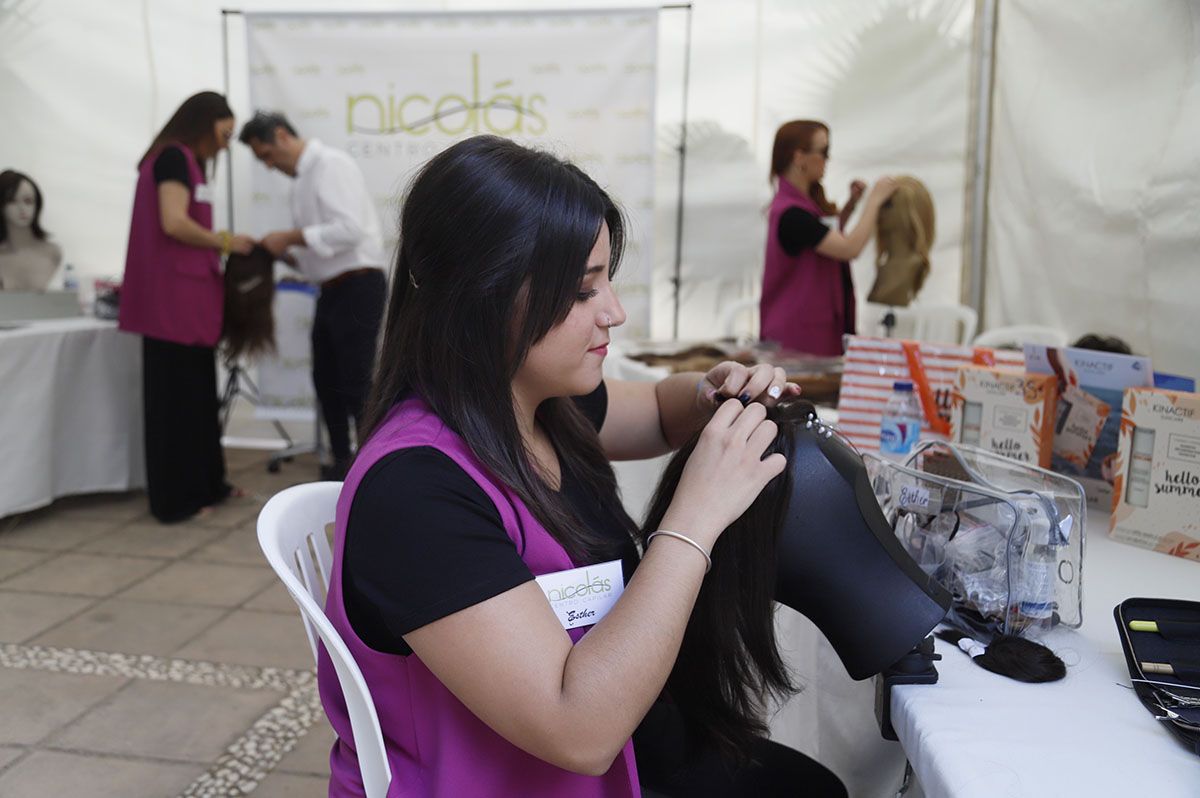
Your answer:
[860,302,978,345]
[973,324,1069,349]
[257,481,392,798]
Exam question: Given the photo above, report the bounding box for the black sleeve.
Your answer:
[777,207,829,256]
[342,447,535,656]
[152,147,191,188]
[572,380,608,432]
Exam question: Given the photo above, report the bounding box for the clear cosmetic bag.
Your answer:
[864,441,1087,638]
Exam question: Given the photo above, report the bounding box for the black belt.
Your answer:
[320,267,378,291]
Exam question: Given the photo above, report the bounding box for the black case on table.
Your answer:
[1114,597,1200,756]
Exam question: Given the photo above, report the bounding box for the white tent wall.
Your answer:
[657,0,976,339]
[986,0,1200,377]
[3,0,975,334]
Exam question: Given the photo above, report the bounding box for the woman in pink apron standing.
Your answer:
[760,120,897,356]
[119,91,254,523]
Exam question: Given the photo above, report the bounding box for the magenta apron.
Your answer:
[759,179,855,356]
[119,144,223,346]
[319,397,641,797]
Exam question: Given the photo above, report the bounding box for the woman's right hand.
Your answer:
[867,176,898,207]
[658,399,787,550]
[229,234,255,256]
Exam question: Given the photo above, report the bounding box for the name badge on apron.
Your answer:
[534,559,625,630]
[193,183,214,205]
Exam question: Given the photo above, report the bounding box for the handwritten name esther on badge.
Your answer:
[534,560,625,631]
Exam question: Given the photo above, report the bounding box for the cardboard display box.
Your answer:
[1024,345,1154,509]
[1109,387,1200,563]
[949,366,1058,468]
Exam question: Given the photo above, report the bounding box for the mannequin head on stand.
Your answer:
[868,175,935,306]
[0,170,49,245]
[0,170,62,292]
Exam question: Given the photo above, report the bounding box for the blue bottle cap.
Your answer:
[893,380,914,392]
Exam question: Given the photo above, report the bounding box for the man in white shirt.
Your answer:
[239,112,387,480]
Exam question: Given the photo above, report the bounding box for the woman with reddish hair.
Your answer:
[760,120,896,356]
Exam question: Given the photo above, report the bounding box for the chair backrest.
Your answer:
[257,482,392,798]
[861,302,978,345]
[973,324,1069,349]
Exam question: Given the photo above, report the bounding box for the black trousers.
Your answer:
[142,336,230,523]
[634,701,848,798]
[312,269,386,464]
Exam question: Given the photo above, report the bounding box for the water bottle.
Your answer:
[62,263,79,292]
[1017,504,1057,627]
[880,380,922,461]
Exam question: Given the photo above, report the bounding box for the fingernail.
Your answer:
[767,386,782,399]
[704,389,717,403]
[738,392,751,404]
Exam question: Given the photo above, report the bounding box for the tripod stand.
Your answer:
[219,355,324,473]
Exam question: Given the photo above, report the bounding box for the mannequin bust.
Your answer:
[0,170,63,291]
[867,175,934,307]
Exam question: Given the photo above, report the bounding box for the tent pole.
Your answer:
[221,9,236,233]
[669,3,693,340]
[965,0,998,327]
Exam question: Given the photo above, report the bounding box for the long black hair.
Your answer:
[0,170,49,242]
[140,91,233,172]
[360,135,634,562]
[640,401,814,762]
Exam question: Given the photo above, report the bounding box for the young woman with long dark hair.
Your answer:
[119,91,255,522]
[319,135,845,796]
[760,120,897,356]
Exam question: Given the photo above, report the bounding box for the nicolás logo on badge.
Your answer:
[543,569,612,603]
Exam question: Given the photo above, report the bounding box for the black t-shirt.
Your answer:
[342,382,639,656]
[777,206,830,256]
[152,147,191,188]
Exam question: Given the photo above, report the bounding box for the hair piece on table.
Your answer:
[222,245,276,361]
[936,628,1066,683]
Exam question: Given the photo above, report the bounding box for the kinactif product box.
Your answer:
[1109,387,1200,563]
[949,366,1058,468]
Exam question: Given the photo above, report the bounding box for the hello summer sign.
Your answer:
[244,9,659,338]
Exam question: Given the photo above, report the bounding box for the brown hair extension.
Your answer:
[769,120,838,216]
[869,176,935,306]
[222,245,276,361]
[640,400,818,763]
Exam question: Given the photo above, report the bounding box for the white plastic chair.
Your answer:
[860,302,978,345]
[257,482,392,798]
[973,325,1069,349]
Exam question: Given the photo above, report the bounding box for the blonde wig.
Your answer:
[869,176,935,306]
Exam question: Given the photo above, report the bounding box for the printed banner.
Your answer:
[245,9,658,337]
[255,281,317,421]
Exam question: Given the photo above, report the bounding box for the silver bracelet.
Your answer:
[646,530,712,574]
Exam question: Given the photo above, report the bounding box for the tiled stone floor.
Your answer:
[0,450,336,797]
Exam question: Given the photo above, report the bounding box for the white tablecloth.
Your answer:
[0,317,145,518]
[606,348,1200,795]
[892,516,1200,798]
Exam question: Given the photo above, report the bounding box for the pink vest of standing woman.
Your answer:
[119,144,223,347]
[319,397,641,797]
[759,179,852,356]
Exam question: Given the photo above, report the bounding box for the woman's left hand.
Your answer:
[698,361,801,409]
